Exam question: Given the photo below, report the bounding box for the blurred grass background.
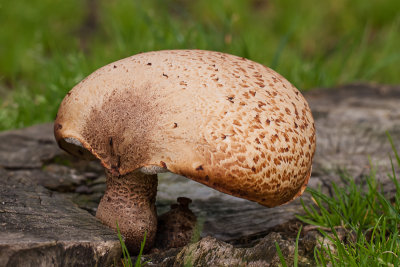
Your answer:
[0,0,399,130]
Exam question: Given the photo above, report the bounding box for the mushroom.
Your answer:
[155,197,197,250]
[54,49,316,253]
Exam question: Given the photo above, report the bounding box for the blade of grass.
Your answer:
[275,242,288,267]
[294,225,302,267]
[135,231,148,267]
[116,221,132,267]
[386,132,400,168]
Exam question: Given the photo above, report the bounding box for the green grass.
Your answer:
[275,226,303,267]
[116,221,148,267]
[115,215,204,266]
[190,216,205,244]
[291,135,400,266]
[1,0,399,130]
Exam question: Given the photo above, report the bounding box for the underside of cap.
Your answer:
[56,135,95,160]
[54,49,316,207]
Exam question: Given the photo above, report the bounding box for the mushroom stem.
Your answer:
[96,169,158,254]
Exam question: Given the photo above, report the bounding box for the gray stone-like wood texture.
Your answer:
[0,165,120,266]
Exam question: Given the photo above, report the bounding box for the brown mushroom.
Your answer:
[54,49,316,253]
[154,197,197,250]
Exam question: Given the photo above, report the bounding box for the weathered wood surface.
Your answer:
[0,83,399,266]
[0,167,120,267]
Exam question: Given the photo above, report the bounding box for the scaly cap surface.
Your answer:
[54,50,316,207]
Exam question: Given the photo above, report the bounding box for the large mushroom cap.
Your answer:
[55,49,315,207]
